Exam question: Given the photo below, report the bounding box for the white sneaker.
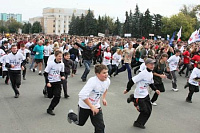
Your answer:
[172,88,179,92]
[67,109,74,124]
[151,102,157,106]
[35,68,38,71]
[30,69,33,71]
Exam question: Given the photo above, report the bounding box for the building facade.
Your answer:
[29,8,91,35]
[0,13,22,22]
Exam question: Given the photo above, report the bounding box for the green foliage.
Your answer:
[22,22,32,34]
[5,18,23,33]
[31,21,42,33]
[161,12,196,40]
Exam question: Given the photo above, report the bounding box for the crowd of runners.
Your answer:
[0,33,200,132]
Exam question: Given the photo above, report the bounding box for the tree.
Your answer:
[113,17,122,36]
[152,14,163,36]
[79,14,85,35]
[84,9,97,36]
[68,14,76,35]
[161,12,196,40]
[132,4,141,38]
[31,21,42,33]
[123,11,131,36]
[6,18,23,33]
[22,22,32,34]
[142,9,153,38]
[0,20,8,33]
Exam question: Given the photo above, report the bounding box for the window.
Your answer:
[53,20,55,22]
[58,25,60,27]
[53,30,55,33]
[64,21,66,23]
[58,30,60,33]
[53,25,55,27]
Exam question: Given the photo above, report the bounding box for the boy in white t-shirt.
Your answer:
[124,58,160,129]
[68,64,110,133]
[167,50,181,92]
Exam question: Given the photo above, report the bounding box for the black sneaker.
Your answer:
[178,72,182,76]
[33,68,35,72]
[47,109,55,115]
[186,98,192,103]
[127,94,135,103]
[64,94,70,98]
[133,121,145,129]
[14,94,19,98]
[39,73,42,76]
[82,79,86,82]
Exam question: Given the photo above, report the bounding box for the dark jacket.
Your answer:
[75,42,101,60]
[63,58,74,75]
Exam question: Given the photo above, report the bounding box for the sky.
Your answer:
[1,0,200,22]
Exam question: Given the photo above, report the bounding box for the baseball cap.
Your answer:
[145,58,156,65]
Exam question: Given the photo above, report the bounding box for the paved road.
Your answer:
[0,65,200,133]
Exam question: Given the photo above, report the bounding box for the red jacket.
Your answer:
[192,55,200,67]
[182,51,190,64]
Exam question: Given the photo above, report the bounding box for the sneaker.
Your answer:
[64,94,70,98]
[47,109,55,115]
[186,98,192,103]
[133,121,145,129]
[172,88,179,92]
[82,79,86,82]
[33,68,35,72]
[67,110,74,124]
[30,68,33,71]
[23,77,26,80]
[127,94,134,103]
[14,94,19,98]
[151,102,157,106]
[35,68,38,71]
[39,73,42,76]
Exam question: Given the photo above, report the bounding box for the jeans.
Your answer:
[29,55,35,69]
[117,63,132,80]
[81,60,91,80]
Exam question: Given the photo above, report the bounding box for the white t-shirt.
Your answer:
[6,52,25,71]
[102,52,111,65]
[44,60,64,83]
[189,67,200,86]
[132,69,154,98]
[112,52,122,66]
[47,54,55,65]
[25,42,33,48]
[78,76,110,109]
[17,49,30,58]
[44,45,53,56]
[167,55,180,71]
[139,62,146,72]
[0,49,5,58]
[0,54,8,71]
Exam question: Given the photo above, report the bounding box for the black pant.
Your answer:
[9,70,21,95]
[22,65,27,78]
[179,63,190,76]
[69,106,105,133]
[186,83,199,101]
[62,75,68,95]
[135,95,152,126]
[151,83,165,103]
[44,56,49,67]
[3,71,9,83]
[47,83,61,110]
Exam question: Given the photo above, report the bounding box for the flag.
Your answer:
[177,26,182,41]
[169,31,176,46]
[188,30,199,44]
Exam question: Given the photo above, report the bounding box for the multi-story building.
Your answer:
[29,8,91,35]
[0,13,22,22]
